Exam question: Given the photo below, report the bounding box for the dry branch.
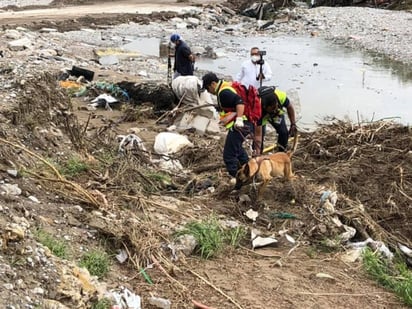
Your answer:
[186,268,245,309]
[0,137,101,207]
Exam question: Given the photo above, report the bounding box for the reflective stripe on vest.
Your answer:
[217,81,248,128]
[262,88,288,126]
[217,81,236,110]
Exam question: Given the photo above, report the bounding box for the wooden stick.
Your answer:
[240,246,282,258]
[178,103,215,113]
[192,162,225,174]
[123,194,196,219]
[25,171,100,207]
[192,300,217,309]
[399,188,412,201]
[296,291,393,296]
[155,91,187,123]
[151,254,188,291]
[187,268,245,309]
[0,137,62,180]
[399,166,404,190]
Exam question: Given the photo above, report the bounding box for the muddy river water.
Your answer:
[196,36,412,130]
[127,35,411,130]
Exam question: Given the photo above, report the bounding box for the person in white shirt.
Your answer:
[235,47,273,89]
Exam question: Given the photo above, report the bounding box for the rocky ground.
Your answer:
[0,1,411,309]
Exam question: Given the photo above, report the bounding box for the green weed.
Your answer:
[146,171,171,185]
[225,226,247,247]
[176,217,224,259]
[305,246,318,259]
[35,229,68,259]
[176,217,247,259]
[363,248,412,306]
[91,298,112,309]
[95,149,116,166]
[60,156,89,177]
[79,249,111,278]
[142,171,173,192]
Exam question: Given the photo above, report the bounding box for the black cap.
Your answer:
[201,72,219,90]
[258,86,276,97]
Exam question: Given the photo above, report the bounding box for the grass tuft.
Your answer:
[91,298,112,309]
[79,249,111,278]
[225,226,247,247]
[35,229,68,259]
[176,217,246,259]
[363,247,412,306]
[60,156,89,177]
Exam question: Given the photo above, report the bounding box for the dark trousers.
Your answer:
[223,122,254,177]
[262,116,289,152]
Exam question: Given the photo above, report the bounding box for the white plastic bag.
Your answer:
[153,132,193,155]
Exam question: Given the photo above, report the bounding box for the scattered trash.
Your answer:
[95,81,129,100]
[153,132,193,155]
[398,243,412,258]
[59,80,84,90]
[330,216,343,227]
[284,234,296,244]
[252,236,278,249]
[152,157,184,172]
[139,267,153,285]
[90,93,118,110]
[244,209,259,221]
[347,238,374,249]
[107,287,141,309]
[319,190,338,214]
[251,228,278,249]
[148,296,171,309]
[320,190,338,206]
[117,134,146,154]
[278,230,296,244]
[321,200,335,214]
[339,225,356,242]
[69,66,94,81]
[115,249,128,264]
[339,248,363,263]
[347,238,394,260]
[4,223,26,241]
[315,272,336,282]
[219,220,241,229]
[269,212,297,220]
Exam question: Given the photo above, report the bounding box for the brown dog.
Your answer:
[235,135,298,200]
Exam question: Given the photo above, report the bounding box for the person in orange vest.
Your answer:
[201,72,254,183]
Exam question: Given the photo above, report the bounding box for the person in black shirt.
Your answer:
[201,72,254,181]
[170,34,195,78]
[256,86,297,153]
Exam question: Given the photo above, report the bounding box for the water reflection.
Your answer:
[127,35,412,128]
[195,36,412,128]
[122,37,160,57]
[364,52,412,84]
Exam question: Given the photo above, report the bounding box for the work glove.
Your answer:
[234,117,244,129]
[289,123,297,137]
